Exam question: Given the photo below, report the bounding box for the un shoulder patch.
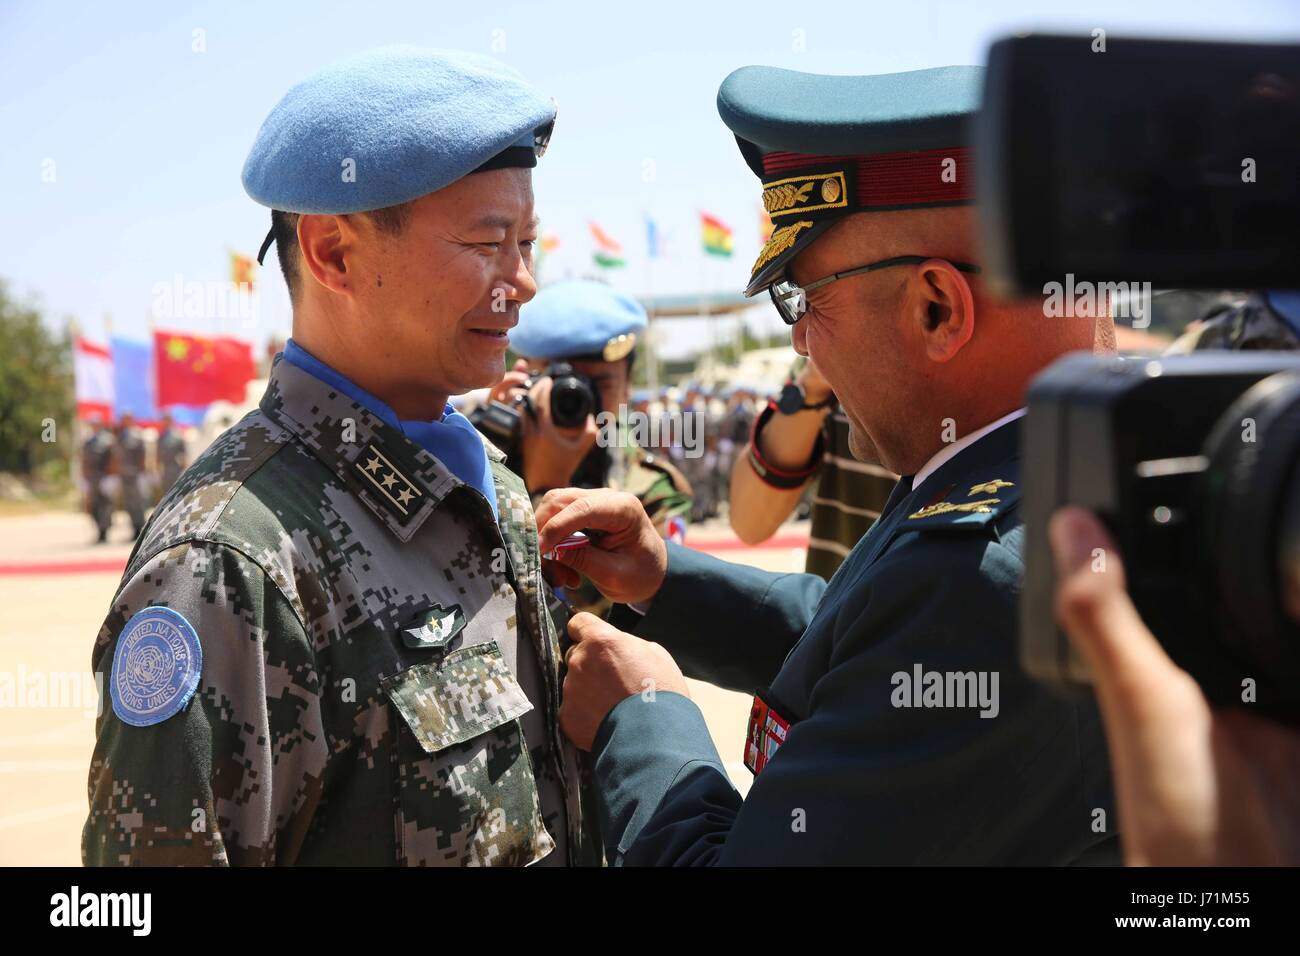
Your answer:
[109,606,203,727]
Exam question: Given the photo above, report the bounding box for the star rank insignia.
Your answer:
[355,443,423,518]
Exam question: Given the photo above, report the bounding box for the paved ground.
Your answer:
[0,508,809,865]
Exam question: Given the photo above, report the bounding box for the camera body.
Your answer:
[540,362,601,429]
[1021,353,1300,720]
[470,362,604,479]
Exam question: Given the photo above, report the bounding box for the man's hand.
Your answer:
[559,612,690,750]
[536,488,668,604]
[1051,506,1300,866]
[486,357,531,407]
[519,374,599,491]
[798,355,833,405]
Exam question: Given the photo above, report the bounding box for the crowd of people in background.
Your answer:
[628,381,760,524]
[79,412,189,543]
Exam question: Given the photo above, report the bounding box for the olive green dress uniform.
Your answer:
[83,357,601,865]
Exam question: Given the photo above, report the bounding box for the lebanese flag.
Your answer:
[74,338,114,421]
[154,330,256,407]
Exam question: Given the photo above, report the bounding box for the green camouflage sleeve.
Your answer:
[640,471,692,537]
[83,541,324,866]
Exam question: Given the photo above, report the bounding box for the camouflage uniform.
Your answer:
[116,425,147,537]
[83,357,601,866]
[156,425,187,493]
[81,428,115,542]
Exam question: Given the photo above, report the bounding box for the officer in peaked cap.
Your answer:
[480,279,692,619]
[84,47,603,866]
[537,64,1119,865]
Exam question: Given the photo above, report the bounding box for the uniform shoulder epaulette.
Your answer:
[904,469,1022,531]
[634,450,694,497]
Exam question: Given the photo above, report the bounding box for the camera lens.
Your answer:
[1200,369,1300,708]
[545,362,597,428]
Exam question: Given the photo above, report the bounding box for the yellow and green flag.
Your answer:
[701,212,734,257]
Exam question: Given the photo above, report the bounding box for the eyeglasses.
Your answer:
[768,255,981,326]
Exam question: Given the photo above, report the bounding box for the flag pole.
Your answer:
[645,213,659,395]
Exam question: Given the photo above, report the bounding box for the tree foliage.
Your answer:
[0,281,74,480]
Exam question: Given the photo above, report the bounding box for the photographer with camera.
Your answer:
[473,279,692,615]
[1035,294,1300,867]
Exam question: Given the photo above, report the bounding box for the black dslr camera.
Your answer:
[979,34,1300,720]
[470,362,603,477]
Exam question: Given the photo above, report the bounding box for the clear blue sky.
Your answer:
[2,0,1297,358]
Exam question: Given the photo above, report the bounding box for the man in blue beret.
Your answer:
[476,279,692,618]
[536,64,1119,864]
[84,47,602,866]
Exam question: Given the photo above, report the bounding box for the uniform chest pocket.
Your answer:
[381,640,556,866]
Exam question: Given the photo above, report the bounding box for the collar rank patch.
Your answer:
[402,604,466,651]
[109,606,203,727]
[355,443,423,520]
[744,686,794,776]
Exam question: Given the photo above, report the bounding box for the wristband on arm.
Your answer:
[746,401,825,490]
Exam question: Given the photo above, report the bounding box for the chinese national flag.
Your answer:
[154,331,256,407]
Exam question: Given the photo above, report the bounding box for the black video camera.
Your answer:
[1021,355,1300,720]
[979,34,1300,719]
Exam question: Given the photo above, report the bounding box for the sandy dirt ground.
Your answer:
[0,508,809,865]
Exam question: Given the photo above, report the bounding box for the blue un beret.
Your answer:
[716,64,984,295]
[242,46,555,216]
[513,280,646,362]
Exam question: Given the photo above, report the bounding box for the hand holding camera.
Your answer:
[1050,506,1300,866]
[474,359,604,491]
[519,373,601,492]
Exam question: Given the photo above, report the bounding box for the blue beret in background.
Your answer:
[513,280,647,361]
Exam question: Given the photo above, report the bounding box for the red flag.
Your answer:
[154,331,255,407]
[73,338,114,421]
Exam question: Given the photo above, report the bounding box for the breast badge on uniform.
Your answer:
[401,603,466,651]
[744,686,795,776]
[109,606,203,727]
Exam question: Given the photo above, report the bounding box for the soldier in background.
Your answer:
[80,414,115,544]
[114,412,147,539]
[678,382,717,522]
[155,413,187,494]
